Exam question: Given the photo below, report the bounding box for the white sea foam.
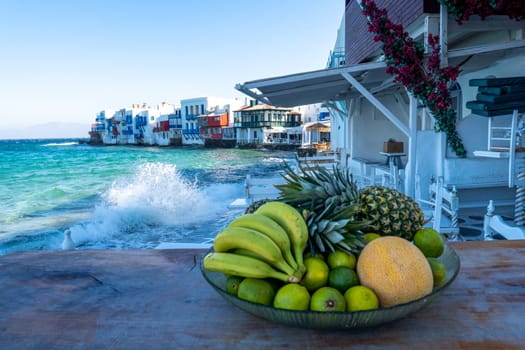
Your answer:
[68,162,241,246]
[41,142,77,147]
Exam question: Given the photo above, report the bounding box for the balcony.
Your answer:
[238,121,301,128]
[185,114,199,121]
[182,128,200,135]
[326,48,345,68]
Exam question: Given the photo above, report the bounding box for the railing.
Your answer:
[228,174,284,209]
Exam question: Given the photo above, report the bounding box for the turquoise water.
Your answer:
[0,139,294,255]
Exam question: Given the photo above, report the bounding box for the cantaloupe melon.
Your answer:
[356,236,434,308]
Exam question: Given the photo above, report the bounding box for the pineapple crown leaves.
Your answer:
[276,159,370,255]
[276,159,359,210]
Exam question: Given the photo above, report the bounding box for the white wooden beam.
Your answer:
[425,15,440,53]
[449,15,525,33]
[234,84,272,105]
[406,94,418,197]
[448,39,525,58]
[440,5,449,67]
[341,71,410,136]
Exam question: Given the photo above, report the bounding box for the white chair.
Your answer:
[483,200,525,240]
[415,176,460,240]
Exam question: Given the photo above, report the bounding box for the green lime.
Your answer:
[414,228,445,258]
[363,233,381,244]
[303,251,325,261]
[344,285,379,312]
[310,286,346,312]
[273,283,311,311]
[427,257,447,286]
[328,266,359,294]
[237,278,275,305]
[327,250,356,269]
[225,275,244,296]
[300,257,330,292]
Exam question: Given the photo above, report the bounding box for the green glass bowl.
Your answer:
[200,244,460,329]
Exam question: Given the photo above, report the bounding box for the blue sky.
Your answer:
[0,0,344,136]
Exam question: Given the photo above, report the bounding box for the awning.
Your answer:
[264,126,302,134]
[235,61,391,108]
[303,121,330,132]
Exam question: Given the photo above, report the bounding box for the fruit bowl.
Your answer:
[200,244,460,329]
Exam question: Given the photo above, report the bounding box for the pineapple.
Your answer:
[275,161,369,255]
[357,185,425,240]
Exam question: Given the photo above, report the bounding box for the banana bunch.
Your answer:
[203,201,308,283]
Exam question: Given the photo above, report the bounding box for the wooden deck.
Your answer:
[1,240,524,349]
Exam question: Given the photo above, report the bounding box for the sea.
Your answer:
[0,139,295,256]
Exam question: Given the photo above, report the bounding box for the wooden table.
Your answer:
[1,240,524,349]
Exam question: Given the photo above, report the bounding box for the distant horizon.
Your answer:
[0,121,90,140]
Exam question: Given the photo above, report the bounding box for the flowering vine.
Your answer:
[360,0,466,157]
[438,0,525,23]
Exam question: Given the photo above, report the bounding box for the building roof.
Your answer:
[233,103,293,112]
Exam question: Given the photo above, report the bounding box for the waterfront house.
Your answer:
[236,1,525,223]
[233,102,303,148]
[180,97,241,146]
[198,104,237,147]
[89,109,112,145]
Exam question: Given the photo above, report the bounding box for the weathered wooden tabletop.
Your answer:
[0,240,524,350]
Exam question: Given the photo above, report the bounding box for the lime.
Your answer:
[427,257,447,286]
[327,250,356,269]
[225,275,244,296]
[344,285,379,312]
[310,286,346,312]
[414,228,445,258]
[363,233,381,244]
[303,251,325,261]
[300,257,330,292]
[273,283,310,311]
[328,266,359,294]
[237,278,275,305]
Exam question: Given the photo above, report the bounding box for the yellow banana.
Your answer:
[227,213,298,269]
[254,201,309,267]
[203,252,296,283]
[231,248,266,261]
[213,226,295,276]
